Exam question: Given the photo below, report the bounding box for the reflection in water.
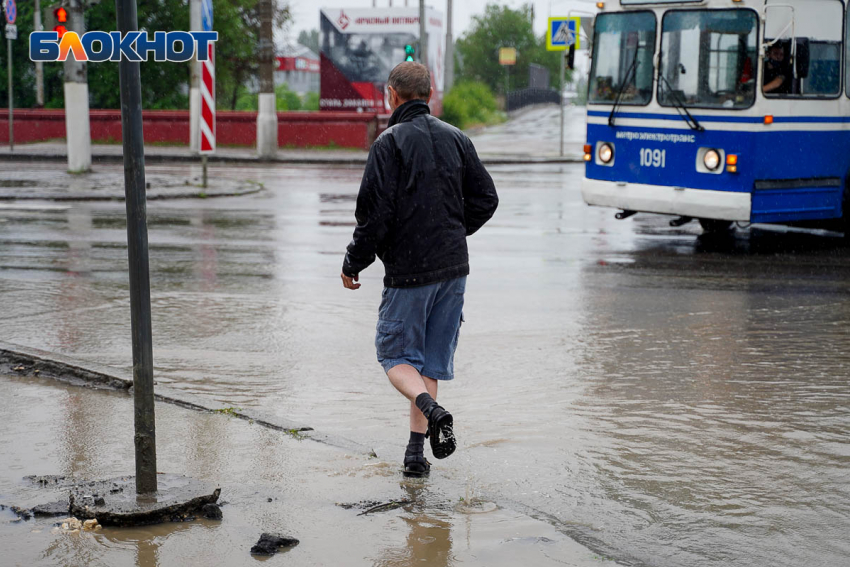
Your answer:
[374,481,453,567]
[569,231,850,567]
[99,522,211,567]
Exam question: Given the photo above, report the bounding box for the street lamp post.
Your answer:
[34,0,44,107]
[64,0,91,172]
[256,0,277,158]
[445,0,454,92]
[419,0,427,68]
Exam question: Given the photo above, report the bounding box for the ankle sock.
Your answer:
[415,392,438,420]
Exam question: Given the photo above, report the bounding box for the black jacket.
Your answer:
[342,100,499,287]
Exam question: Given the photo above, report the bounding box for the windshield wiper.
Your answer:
[658,73,704,132]
[608,49,640,127]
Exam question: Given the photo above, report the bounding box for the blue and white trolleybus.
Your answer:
[582,0,850,234]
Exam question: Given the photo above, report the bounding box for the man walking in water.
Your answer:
[341,62,499,477]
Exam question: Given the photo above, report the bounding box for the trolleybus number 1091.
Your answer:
[639,148,666,169]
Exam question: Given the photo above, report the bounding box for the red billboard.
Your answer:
[320,7,444,114]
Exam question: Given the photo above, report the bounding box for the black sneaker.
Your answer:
[427,405,456,460]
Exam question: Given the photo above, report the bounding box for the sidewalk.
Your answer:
[0,140,584,165]
[0,345,618,566]
[0,161,262,201]
[0,141,373,166]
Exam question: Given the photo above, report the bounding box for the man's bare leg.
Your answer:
[386,365,439,433]
[386,363,429,401]
[389,364,454,468]
[388,364,438,475]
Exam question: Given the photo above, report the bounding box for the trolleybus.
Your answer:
[582,0,850,235]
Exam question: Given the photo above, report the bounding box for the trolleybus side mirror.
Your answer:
[567,45,576,70]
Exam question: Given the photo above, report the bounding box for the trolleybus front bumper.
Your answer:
[581,178,751,222]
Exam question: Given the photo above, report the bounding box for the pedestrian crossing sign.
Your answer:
[547,17,580,51]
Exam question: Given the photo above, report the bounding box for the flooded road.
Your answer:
[2,161,850,566]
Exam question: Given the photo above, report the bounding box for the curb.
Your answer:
[0,152,584,167]
[0,182,264,202]
[0,341,376,458]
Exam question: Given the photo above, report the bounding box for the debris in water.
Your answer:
[24,475,69,487]
[335,500,381,511]
[31,501,70,517]
[58,517,83,531]
[250,533,300,556]
[202,503,222,520]
[10,506,32,521]
[356,500,413,516]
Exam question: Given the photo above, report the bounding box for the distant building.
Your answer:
[275,44,320,95]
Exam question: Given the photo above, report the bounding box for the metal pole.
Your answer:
[202,156,207,188]
[559,50,565,157]
[419,0,427,68]
[115,0,158,495]
[7,39,12,152]
[445,0,454,92]
[34,0,44,107]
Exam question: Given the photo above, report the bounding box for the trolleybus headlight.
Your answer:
[703,149,721,171]
[598,143,614,164]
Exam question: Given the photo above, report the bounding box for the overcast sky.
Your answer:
[283,0,600,42]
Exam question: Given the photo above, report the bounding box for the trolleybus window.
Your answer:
[764,0,842,98]
[658,10,758,109]
[588,12,656,106]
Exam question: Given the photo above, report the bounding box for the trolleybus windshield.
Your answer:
[588,12,656,106]
[658,10,758,109]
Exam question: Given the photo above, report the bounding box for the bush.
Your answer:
[226,84,318,112]
[303,92,320,111]
[234,85,257,111]
[442,82,505,130]
[276,84,302,111]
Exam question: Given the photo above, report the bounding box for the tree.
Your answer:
[297,29,320,54]
[0,0,291,111]
[455,3,570,94]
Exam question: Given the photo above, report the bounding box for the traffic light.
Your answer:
[404,44,415,62]
[54,7,68,37]
[43,4,69,38]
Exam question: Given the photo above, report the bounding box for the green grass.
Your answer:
[213,407,241,417]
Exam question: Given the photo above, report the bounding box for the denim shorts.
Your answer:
[375,276,466,380]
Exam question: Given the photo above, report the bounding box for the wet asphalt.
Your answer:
[1,156,850,566]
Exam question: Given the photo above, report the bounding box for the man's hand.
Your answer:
[341,272,361,290]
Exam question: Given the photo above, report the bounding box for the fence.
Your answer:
[0,109,381,149]
[506,88,560,112]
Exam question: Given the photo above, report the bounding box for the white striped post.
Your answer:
[199,0,215,185]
